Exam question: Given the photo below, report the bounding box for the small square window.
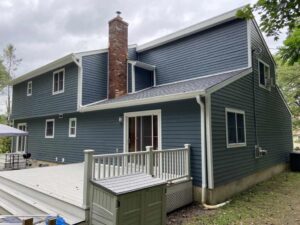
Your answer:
[45,119,55,138]
[69,118,77,137]
[53,69,65,94]
[226,108,246,148]
[27,81,32,96]
[258,60,270,90]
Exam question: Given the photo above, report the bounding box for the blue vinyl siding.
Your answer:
[138,19,248,85]
[211,20,292,187]
[82,53,108,105]
[128,47,137,60]
[135,67,154,91]
[11,63,78,120]
[15,99,202,185]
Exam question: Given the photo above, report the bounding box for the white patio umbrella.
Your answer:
[0,124,28,137]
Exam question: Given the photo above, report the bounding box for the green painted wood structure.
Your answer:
[90,173,166,225]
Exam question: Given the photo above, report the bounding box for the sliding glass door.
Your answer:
[125,110,161,152]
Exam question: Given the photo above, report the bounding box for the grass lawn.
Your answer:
[168,171,300,225]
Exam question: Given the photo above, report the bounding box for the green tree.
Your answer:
[2,44,22,121]
[0,59,9,91]
[276,57,300,129]
[237,0,300,65]
[0,115,11,153]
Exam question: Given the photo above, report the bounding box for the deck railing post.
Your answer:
[146,146,154,176]
[184,144,191,179]
[83,149,95,210]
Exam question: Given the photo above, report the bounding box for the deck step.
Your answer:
[0,176,86,224]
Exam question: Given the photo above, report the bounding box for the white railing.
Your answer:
[82,144,191,209]
[86,144,191,182]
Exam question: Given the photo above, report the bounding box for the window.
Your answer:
[226,108,246,148]
[53,68,65,94]
[16,123,27,152]
[27,81,32,96]
[124,110,161,152]
[258,60,270,89]
[45,119,55,138]
[69,118,77,137]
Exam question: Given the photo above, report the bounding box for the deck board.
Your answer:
[0,163,84,207]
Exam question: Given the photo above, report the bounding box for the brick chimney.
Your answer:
[108,11,128,98]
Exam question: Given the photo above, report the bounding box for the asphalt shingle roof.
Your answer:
[85,67,251,108]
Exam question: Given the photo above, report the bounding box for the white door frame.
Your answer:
[123,109,162,153]
[16,123,27,153]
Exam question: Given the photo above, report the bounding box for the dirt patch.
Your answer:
[167,203,212,225]
[168,172,300,225]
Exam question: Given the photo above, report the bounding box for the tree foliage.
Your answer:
[237,0,300,65]
[276,57,300,129]
[0,115,11,153]
[0,59,9,91]
[2,44,22,121]
[278,27,300,65]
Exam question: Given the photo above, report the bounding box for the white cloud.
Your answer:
[0,0,287,115]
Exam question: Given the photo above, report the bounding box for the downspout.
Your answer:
[196,95,207,204]
[196,95,231,209]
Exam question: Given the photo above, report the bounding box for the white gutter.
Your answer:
[196,95,207,204]
[11,54,75,85]
[79,90,206,112]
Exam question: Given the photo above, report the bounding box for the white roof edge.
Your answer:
[12,44,138,85]
[79,67,252,113]
[251,19,276,66]
[79,90,206,112]
[11,53,75,85]
[75,44,138,57]
[128,60,156,70]
[136,5,246,52]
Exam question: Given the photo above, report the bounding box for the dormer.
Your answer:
[127,60,156,93]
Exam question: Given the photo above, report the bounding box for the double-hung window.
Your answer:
[45,119,55,138]
[69,118,77,137]
[27,81,32,96]
[226,108,246,148]
[53,68,65,94]
[258,59,270,89]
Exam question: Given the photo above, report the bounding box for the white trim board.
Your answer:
[257,58,271,91]
[251,19,276,67]
[136,6,246,52]
[225,108,247,149]
[52,68,65,95]
[68,118,77,138]
[11,54,74,85]
[45,119,55,138]
[26,81,32,96]
[16,123,27,153]
[123,109,162,153]
[80,68,253,113]
[205,94,214,189]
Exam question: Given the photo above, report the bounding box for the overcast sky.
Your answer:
[0,0,287,114]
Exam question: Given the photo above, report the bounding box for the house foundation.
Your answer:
[193,163,288,204]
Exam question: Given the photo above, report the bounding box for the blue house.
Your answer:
[11,7,293,204]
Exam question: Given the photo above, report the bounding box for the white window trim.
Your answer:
[52,68,65,95]
[123,109,162,153]
[258,59,271,91]
[27,81,32,96]
[225,108,247,148]
[45,119,55,138]
[16,123,27,153]
[68,118,77,137]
